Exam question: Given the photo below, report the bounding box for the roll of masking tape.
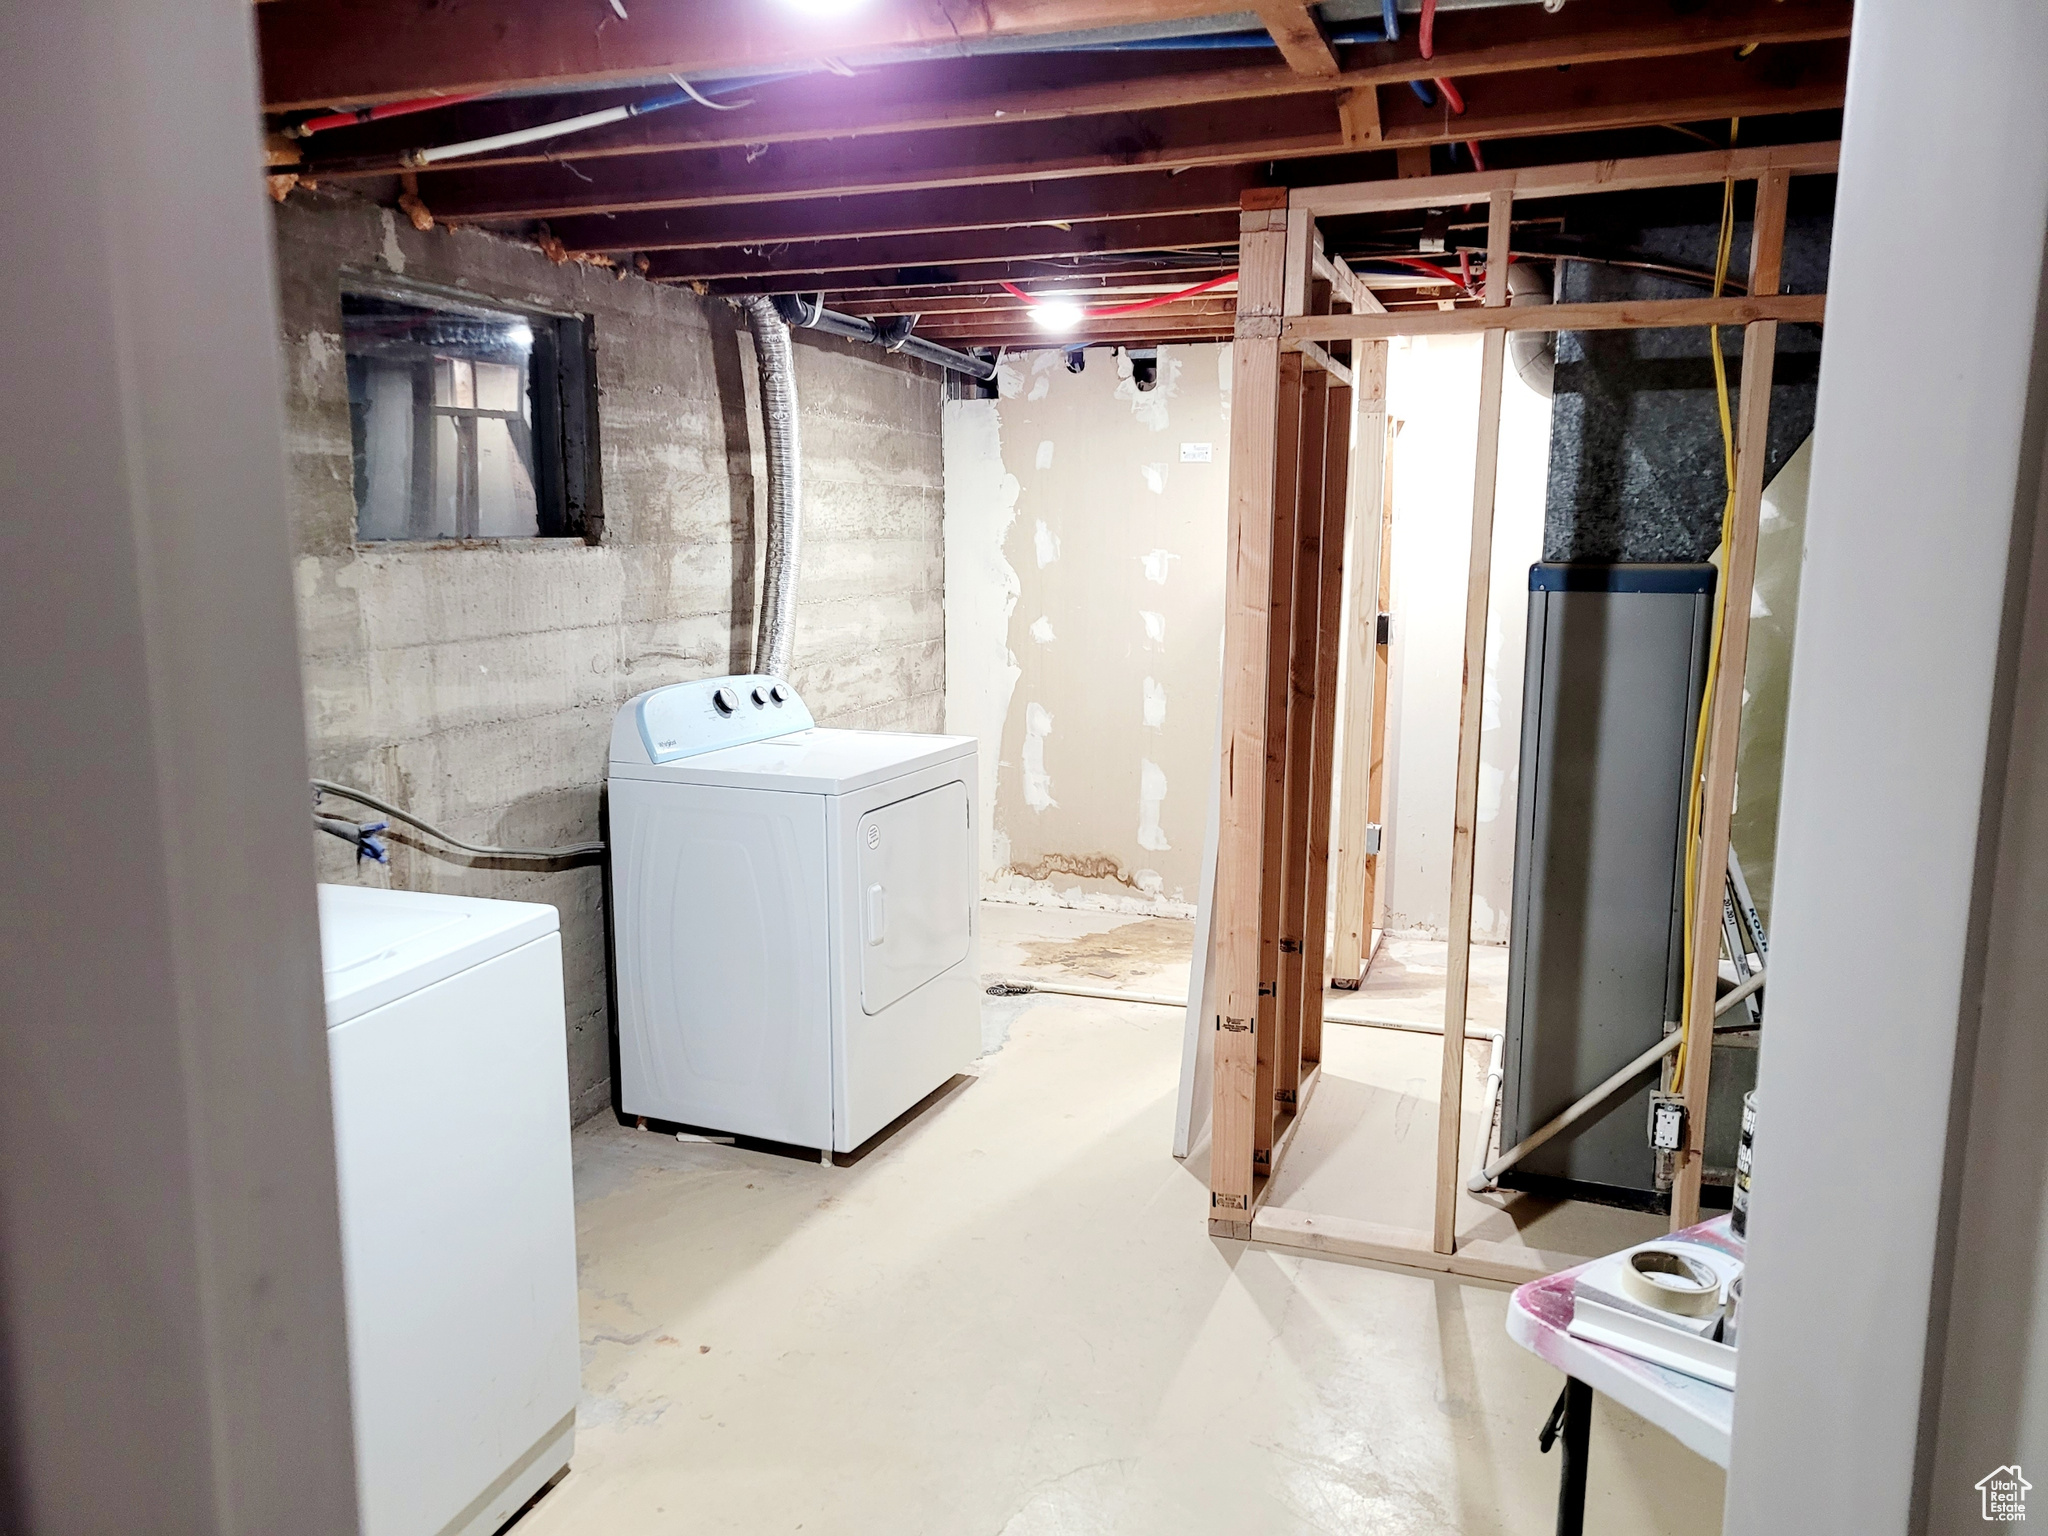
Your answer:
[1619,1247,1722,1318]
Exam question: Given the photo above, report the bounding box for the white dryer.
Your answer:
[608,675,979,1155]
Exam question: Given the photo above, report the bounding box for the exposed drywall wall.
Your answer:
[275,189,945,1122]
[1378,335,1552,941]
[1730,435,1813,929]
[943,346,1230,913]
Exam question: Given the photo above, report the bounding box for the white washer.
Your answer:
[609,675,979,1155]
[318,885,581,1536]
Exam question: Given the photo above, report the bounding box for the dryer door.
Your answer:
[855,780,972,1014]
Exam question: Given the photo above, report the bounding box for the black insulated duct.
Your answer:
[770,293,997,382]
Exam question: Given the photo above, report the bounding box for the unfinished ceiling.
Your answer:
[260,0,1851,350]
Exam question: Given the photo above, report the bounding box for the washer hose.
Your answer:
[313,779,604,860]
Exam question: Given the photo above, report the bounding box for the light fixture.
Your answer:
[1029,299,1084,333]
[779,0,866,13]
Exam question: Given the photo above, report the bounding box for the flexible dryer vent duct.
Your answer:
[741,294,801,681]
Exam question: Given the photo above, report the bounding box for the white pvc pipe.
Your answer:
[1467,1029,1681,1192]
[411,103,633,166]
[1714,966,1765,1017]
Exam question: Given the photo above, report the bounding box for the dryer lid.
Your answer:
[318,885,558,1026]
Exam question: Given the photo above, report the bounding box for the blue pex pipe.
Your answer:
[1046,22,1395,53]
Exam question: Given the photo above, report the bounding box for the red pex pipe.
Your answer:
[1435,76,1466,114]
[293,92,488,137]
[1375,256,1473,295]
[1420,0,1437,60]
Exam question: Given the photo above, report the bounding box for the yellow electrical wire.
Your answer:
[1671,119,1742,1097]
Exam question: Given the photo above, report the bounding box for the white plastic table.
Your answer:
[1505,1215,1741,1533]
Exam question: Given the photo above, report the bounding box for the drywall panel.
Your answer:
[1729,435,1812,929]
[944,347,1231,914]
[1378,334,1551,941]
[1722,0,2048,1527]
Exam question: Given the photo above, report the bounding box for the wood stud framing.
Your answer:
[1330,342,1390,989]
[1206,144,1821,1272]
[1671,167,1794,1230]
[1433,191,1514,1255]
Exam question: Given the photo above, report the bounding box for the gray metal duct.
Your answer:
[1508,259,1556,399]
[741,294,802,681]
[772,293,997,382]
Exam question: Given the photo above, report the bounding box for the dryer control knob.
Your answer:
[769,683,790,704]
[712,686,740,715]
[751,686,770,707]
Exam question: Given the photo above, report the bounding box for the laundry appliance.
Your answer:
[608,675,979,1157]
[317,883,580,1536]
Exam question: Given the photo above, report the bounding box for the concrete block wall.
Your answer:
[275,190,945,1121]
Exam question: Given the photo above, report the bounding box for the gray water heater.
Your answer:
[1500,563,1713,1205]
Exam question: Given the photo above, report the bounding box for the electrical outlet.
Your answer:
[1648,1093,1687,1152]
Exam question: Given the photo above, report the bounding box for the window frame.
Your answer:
[339,274,603,546]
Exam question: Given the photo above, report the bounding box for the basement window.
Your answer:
[342,287,600,542]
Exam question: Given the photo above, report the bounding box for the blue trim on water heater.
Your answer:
[1528,562,1720,595]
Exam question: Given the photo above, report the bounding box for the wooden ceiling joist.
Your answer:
[289,0,1850,181]
[637,212,1238,283]
[690,258,1233,298]
[929,324,1238,349]
[416,93,1346,223]
[1372,39,1848,151]
[540,167,1265,257]
[1252,3,1340,77]
[256,0,1242,113]
[804,276,1237,308]
[259,0,1850,127]
[414,56,1841,228]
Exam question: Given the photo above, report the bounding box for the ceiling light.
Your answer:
[1030,300,1084,333]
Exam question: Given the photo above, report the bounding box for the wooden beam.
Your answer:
[1271,365,1329,1135]
[1298,373,1354,1072]
[543,166,1265,255]
[1291,140,1840,218]
[415,93,1347,222]
[1338,85,1382,147]
[1671,168,1791,1229]
[638,212,1239,282]
[916,321,1237,347]
[1290,339,1353,387]
[1434,191,1514,1256]
[1375,40,1848,153]
[694,258,1231,297]
[1209,196,1292,1238]
[1250,1207,1586,1285]
[1284,293,1826,343]
[260,0,1851,119]
[257,0,1244,112]
[1329,343,1389,988]
[299,55,1321,177]
[913,299,1237,330]
[1254,2,1340,77]
[1253,353,1311,1180]
[1364,440,1396,944]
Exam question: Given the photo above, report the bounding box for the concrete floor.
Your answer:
[521,904,1722,1534]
